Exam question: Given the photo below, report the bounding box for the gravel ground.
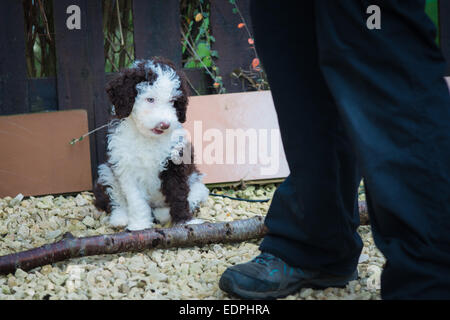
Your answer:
[0,184,384,300]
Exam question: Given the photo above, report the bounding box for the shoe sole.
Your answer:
[219,270,358,300]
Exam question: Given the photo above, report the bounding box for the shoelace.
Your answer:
[252,253,280,266]
[253,253,305,276]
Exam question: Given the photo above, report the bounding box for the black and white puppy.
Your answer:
[93,58,208,230]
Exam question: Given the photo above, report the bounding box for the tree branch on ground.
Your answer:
[0,217,267,275]
[0,201,369,275]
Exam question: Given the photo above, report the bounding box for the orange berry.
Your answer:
[195,13,203,22]
[251,58,260,70]
[237,23,245,29]
[213,82,220,88]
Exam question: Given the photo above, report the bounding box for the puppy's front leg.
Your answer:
[118,177,153,230]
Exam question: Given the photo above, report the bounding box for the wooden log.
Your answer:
[0,217,268,275]
[0,201,370,275]
[358,200,369,225]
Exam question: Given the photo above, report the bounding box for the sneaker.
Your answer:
[219,252,358,299]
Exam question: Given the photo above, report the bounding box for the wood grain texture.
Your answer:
[133,0,182,67]
[210,0,254,93]
[53,0,109,181]
[184,91,290,184]
[27,78,58,113]
[0,217,268,275]
[0,0,29,115]
[0,110,92,198]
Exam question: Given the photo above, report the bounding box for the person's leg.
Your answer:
[314,0,450,299]
[219,0,362,299]
[219,1,363,298]
[252,1,363,276]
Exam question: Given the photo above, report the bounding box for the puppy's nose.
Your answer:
[158,121,170,130]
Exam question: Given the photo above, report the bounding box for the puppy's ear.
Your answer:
[174,69,190,123]
[105,67,146,119]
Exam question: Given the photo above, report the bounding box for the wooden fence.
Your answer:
[0,0,254,181]
[1,0,450,182]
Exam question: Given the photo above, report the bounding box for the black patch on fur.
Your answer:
[93,181,112,214]
[159,143,199,224]
[105,57,190,122]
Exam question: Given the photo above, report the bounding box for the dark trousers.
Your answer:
[250,0,450,299]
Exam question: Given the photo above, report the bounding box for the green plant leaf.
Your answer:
[196,42,211,58]
[202,56,212,67]
[184,59,199,69]
[210,50,219,58]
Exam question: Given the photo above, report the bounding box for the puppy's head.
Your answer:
[106,57,189,137]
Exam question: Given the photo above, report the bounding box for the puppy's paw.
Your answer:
[109,208,128,227]
[184,218,205,225]
[127,217,154,231]
[126,222,153,231]
[152,207,171,225]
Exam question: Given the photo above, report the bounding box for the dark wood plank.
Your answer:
[28,78,58,113]
[210,0,254,93]
[53,0,109,182]
[0,0,29,115]
[440,0,450,75]
[132,0,182,67]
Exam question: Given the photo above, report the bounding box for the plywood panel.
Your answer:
[184,91,290,184]
[0,110,92,197]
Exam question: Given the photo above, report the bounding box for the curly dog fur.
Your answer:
[93,57,208,230]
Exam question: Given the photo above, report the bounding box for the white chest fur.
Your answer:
[106,118,182,207]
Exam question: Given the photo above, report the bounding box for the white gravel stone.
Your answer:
[9,194,24,207]
[82,216,96,228]
[300,288,314,299]
[0,184,383,300]
[358,254,369,263]
[45,230,62,240]
[14,269,27,280]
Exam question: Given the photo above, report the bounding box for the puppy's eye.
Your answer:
[147,98,155,103]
